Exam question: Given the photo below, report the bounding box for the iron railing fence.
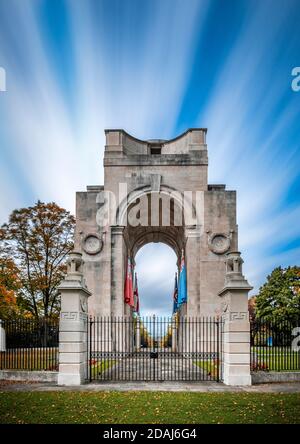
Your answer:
[87,316,224,382]
[250,317,300,372]
[0,318,59,371]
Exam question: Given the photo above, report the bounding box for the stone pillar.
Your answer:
[111,226,125,317]
[58,252,91,386]
[111,226,127,351]
[218,252,252,386]
[0,320,6,352]
[185,226,201,317]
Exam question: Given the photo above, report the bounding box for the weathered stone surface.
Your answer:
[0,370,58,383]
[252,372,300,384]
[75,128,239,318]
[70,128,253,387]
[219,252,252,386]
[58,252,91,386]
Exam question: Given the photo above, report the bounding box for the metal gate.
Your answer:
[87,316,223,382]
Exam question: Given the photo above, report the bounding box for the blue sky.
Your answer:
[0,0,299,316]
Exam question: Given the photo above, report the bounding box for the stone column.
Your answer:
[111,226,126,352]
[58,252,91,386]
[185,225,201,317]
[111,226,125,317]
[218,251,252,386]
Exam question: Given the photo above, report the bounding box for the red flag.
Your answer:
[134,273,140,314]
[124,258,134,307]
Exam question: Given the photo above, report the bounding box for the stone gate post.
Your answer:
[218,252,252,386]
[57,252,91,385]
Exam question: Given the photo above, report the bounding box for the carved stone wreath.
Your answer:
[82,233,103,255]
[208,232,231,254]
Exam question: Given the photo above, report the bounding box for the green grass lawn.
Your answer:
[194,360,219,379]
[0,391,299,424]
[251,347,300,371]
[90,360,118,379]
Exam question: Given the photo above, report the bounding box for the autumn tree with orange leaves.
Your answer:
[248,295,257,321]
[1,201,75,321]
[0,258,20,320]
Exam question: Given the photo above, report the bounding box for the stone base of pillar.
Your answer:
[218,252,253,386]
[58,361,87,386]
[223,363,251,386]
[58,371,85,386]
[222,320,252,386]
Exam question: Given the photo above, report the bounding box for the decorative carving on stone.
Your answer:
[66,251,84,274]
[225,251,243,274]
[207,231,232,254]
[60,312,78,321]
[60,251,90,291]
[82,233,103,255]
[221,299,229,313]
[60,312,88,322]
[80,297,88,313]
[222,311,249,322]
[79,312,88,322]
[230,312,249,321]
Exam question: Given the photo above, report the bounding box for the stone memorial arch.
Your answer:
[58,128,252,386]
[74,128,239,318]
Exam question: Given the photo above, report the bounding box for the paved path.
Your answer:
[101,355,207,381]
[1,380,300,393]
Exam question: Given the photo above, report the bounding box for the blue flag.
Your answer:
[177,251,187,306]
[173,272,178,314]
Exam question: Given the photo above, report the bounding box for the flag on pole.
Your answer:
[172,272,178,314]
[177,250,187,307]
[124,257,135,307]
[134,272,140,314]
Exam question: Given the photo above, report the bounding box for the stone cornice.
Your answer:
[218,282,253,297]
[58,280,92,296]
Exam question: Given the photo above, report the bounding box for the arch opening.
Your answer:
[121,190,186,260]
[134,242,178,318]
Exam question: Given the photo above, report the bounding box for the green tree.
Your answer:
[256,266,300,322]
[1,201,75,320]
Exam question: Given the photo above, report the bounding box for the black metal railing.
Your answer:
[250,318,300,372]
[0,319,59,371]
[87,316,223,382]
